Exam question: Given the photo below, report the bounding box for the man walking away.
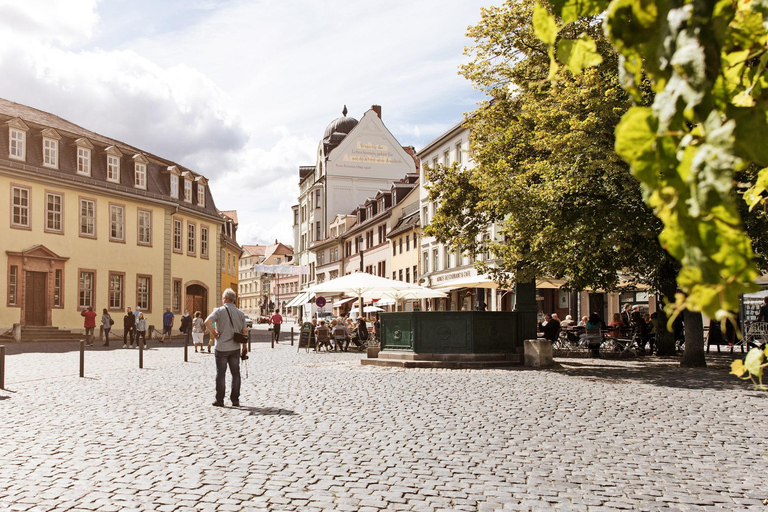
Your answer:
[205,288,248,407]
[123,307,135,348]
[270,309,283,344]
[160,307,174,343]
[81,306,97,346]
[180,310,192,346]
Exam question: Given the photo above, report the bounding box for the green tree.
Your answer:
[426,0,682,355]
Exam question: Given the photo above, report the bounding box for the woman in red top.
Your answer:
[607,313,626,338]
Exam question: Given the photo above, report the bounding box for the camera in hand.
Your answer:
[241,351,248,361]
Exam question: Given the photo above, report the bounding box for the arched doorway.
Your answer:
[185,284,208,318]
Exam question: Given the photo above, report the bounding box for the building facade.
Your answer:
[293,105,419,296]
[0,98,223,332]
[417,122,507,312]
[218,210,242,298]
[237,242,294,317]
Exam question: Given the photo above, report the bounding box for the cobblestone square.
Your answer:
[1,330,766,511]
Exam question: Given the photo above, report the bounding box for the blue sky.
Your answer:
[0,0,493,244]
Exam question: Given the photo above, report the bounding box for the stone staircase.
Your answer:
[21,326,84,343]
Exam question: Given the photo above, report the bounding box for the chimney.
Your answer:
[372,105,382,119]
[275,239,278,245]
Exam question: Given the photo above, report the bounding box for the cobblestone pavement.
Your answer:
[1,328,767,511]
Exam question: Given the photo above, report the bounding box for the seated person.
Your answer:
[348,318,369,352]
[315,320,331,351]
[538,314,561,343]
[331,319,350,352]
[560,315,575,328]
[607,313,626,338]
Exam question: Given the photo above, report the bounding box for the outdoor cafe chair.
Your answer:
[745,321,768,351]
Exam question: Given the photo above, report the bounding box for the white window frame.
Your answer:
[11,186,30,228]
[170,174,179,198]
[45,192,63,233]
[134,163,147,189]
[138,210,152,246]
[109,273,123,310]
[136,275,151,311]
[197,183,205,206]
[9,128,25,160]
[110,204,125,242]
[79,271,94,309]
[187,222,196,255]
[184,180,192,202]
[43,138,58,168]
[80,198,96,237]
[201,226,209,258]
[77,147,91,176]
[107,155,120,183]
[173,218,182,252]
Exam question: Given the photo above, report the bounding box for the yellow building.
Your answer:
[0,98,224,335]
[218,210,242,298]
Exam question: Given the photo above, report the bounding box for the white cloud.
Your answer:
[0,0,100,46]
[0,0,493,245]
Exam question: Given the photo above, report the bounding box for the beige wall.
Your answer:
[1,173,220,331]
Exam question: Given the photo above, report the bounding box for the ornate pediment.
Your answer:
[6,245,69,261]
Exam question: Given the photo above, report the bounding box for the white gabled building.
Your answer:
[293,105,419,298]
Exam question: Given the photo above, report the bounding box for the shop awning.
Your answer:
[537,278,566,289]
[432,276,500,291]
[285,291,313,308]
[332,297,357,307]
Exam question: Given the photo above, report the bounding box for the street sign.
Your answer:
[316,296,326,308]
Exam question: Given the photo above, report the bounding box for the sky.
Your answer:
[0,0,494,245]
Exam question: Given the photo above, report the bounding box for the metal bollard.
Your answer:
[184,338,188,363]
[0,345,5,390]
[139,338,144,369]
[271,327,274,349]
[79,340,85,378]
[291,327,294,346]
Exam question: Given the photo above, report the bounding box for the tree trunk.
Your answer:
[655,264,678,357]
[680,310,706,367]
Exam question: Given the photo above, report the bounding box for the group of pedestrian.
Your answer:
[120,306,148,348]
[78,287,250,409]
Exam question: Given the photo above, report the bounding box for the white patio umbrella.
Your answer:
[377,286,448,310]
[308,272,423,316]
[349,305,385,314]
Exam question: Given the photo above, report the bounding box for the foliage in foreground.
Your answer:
[533,0,768,326]
[731,347,768,390]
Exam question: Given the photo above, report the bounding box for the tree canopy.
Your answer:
[426,0,676,296]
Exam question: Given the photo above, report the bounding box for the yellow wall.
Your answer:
[1,173,220,331]
[220,243,239,296]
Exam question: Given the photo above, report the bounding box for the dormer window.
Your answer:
[75,138,93,176]
[195,176,207,207]
[107,156,120,182]
[135,163,147,189]
[105,147,123,183]
[184,179,192,202]
[170,174,178,197]
[133,154,149,190]
[8,118,29,161]
[43,139,58,167]
[197,183,205,206]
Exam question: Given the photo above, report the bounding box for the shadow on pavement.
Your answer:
[548,354,756,392]
[243,406,297,416]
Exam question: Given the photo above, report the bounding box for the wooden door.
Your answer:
[185,285,208,318]
[25,271,47,326]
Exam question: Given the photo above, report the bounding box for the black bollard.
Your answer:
[0,345,5,390]
[79,340,85,378]
[271,327,274,349]
[248,329,252,352]
[139,338,144,369]
[291,327,294,346]
[184,338,188,362]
